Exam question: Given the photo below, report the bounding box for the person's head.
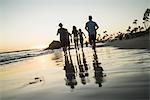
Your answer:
[73,26,76,30]
[89,15,92,21]
[59,23,63,28]
[79,29,82,32]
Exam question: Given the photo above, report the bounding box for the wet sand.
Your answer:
[0,46,149,100]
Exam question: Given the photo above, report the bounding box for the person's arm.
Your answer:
[57,29,59,35]
[67,30,72,43]
[95,22,99,30]
[85,22,88,31]
[72,30,73,35]
[67,30,72,37]
[83,32,86,38]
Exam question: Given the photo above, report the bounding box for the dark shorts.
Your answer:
[60,39,70,47]
[89,34,96,44]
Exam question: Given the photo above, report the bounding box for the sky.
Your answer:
[0,0,149,52]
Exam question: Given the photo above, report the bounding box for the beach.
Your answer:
[0,41,149,100]
[1,1,149,100]
[105,32,149,49]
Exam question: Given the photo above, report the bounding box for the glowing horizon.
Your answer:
[0,0,149,52]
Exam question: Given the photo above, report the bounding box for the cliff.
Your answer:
[44,40,61,50]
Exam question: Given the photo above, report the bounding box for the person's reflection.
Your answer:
[81,49,89,77]
[63,50,77,89]
[92,48,105,87]
[79,64,86,85]
[75,48,86,85]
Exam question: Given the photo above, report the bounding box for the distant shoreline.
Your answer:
[0,49,39,54]
[104,31,149,49]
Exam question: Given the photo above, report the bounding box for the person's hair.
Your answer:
[73,26,76,30]
[59,23,63,27]
[89,16,92,20]
[79,29,81,32]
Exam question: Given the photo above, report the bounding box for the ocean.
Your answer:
[0,49,52,65]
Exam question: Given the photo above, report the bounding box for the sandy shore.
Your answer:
[0,46,149,100]
[105,32,149,49]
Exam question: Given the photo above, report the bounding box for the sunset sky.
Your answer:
[0,0,149,52]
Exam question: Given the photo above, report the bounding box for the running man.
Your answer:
[85,16,99,48]
[57,23,71,52]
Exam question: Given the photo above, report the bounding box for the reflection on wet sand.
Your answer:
[92,48,106,87]
[63,50,77,89]
[63,46,106,89]
[75,48,89,85]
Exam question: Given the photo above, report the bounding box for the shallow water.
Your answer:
[0,45,149,100]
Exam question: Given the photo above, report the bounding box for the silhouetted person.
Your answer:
[57,23,71,52]
[85,16,99,48]
[78,29,86,48]
[72,26,79,49]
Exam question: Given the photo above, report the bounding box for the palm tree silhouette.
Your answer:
[133,19,138,28]
[126,26,131,33]
[143,8,150,29]
[103,31,107,34]
[143,22,146,29]
[139,27,144,32]
[97,34,101,42]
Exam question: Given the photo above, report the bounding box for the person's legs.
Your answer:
[74,38,77,49]
[66,39,70,50]
[91,34,96,49]
[89,35,92,45]
[76,39,79,47]
[93,34,96,47]
[74,38,79,49]
[61,39,68,53]
[80,38,83,48]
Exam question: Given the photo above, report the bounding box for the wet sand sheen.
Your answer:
[0,46,149,100]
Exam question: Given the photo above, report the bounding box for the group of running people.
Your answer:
[57,15,99,51]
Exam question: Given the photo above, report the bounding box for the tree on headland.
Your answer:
[126,26,131,33]
[97,34,101,41]
[143,8,150,29]
[143,22,146,29]
[103,31,107,34]
[139,27,144,32]
[131,19,139,33]
[133,19,138,28]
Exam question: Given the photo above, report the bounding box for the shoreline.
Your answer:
[103,32,149,49]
